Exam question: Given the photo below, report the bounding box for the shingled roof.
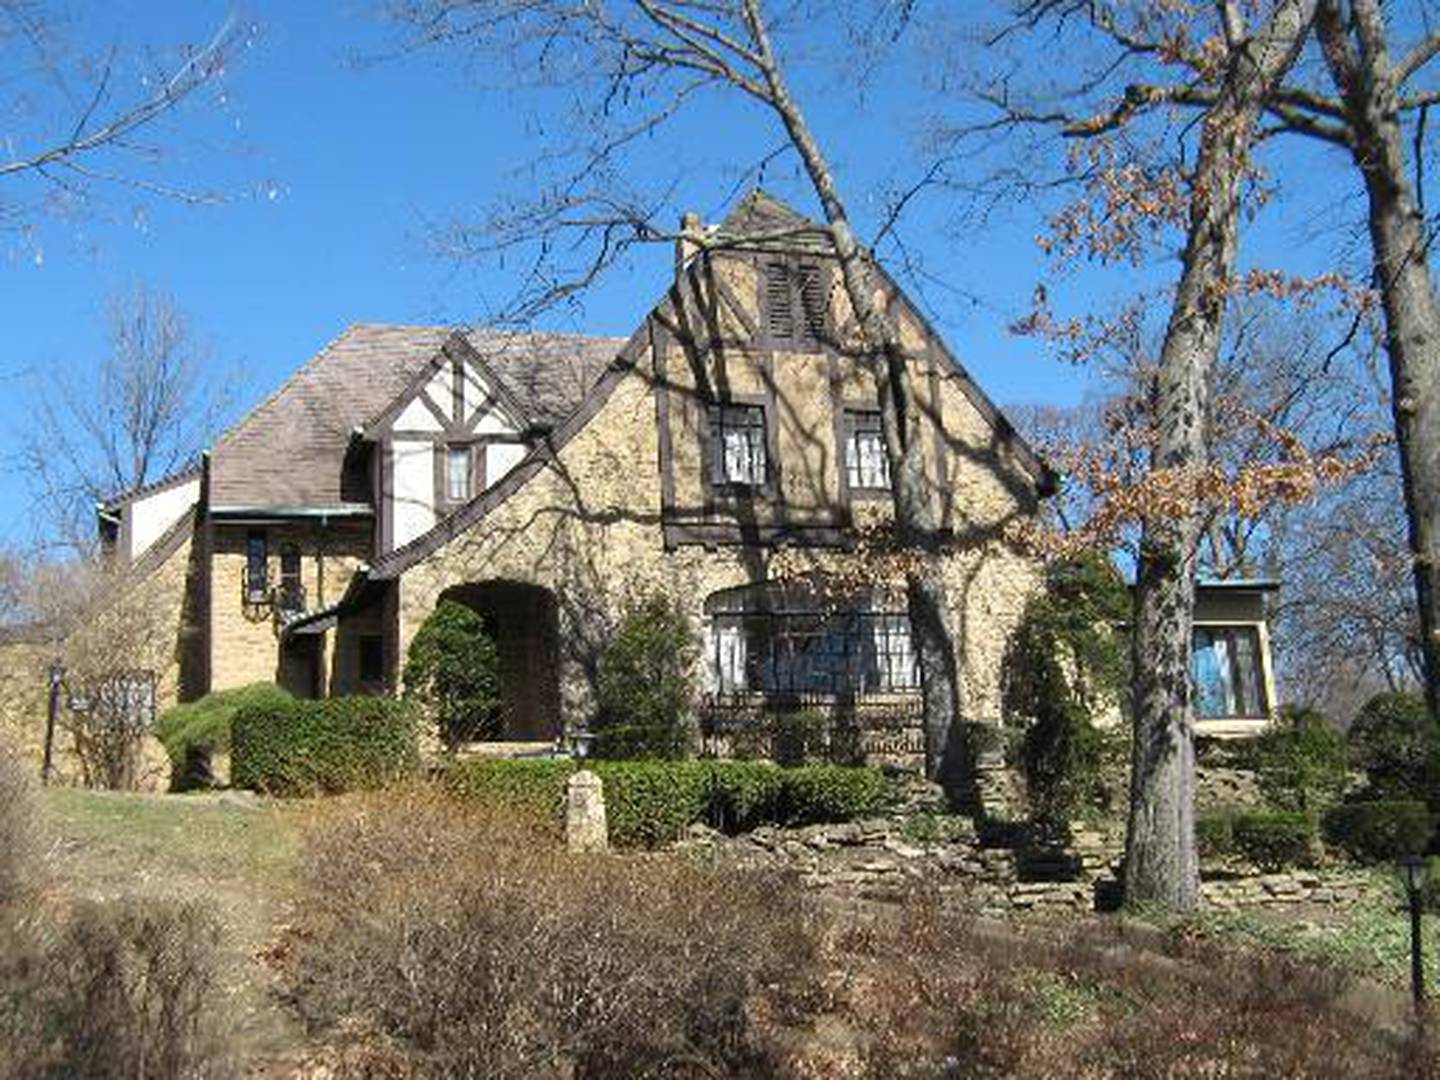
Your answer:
[210,323,621,509]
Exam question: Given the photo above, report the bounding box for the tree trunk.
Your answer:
[1318,0,1440,722]
[1124,0,1316,910]
[744,0,965,783]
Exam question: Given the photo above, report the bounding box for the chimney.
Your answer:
[675,210,703,279]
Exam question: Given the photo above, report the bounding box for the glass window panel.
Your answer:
[447,446,472,502]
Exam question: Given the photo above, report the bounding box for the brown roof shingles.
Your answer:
[210,323,623,510]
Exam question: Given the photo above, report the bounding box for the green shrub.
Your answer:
[592,760,716,846]
[1347,691,1439,802]
[594,595,698,760]
[444,759,889,847]
[442,757,576,831]
[1323,799,1436,863]
[779,763,890,825]
[1004,554,1130,824]
[404,600,501,748]
[1231,811,1316,870]
[1251,705,1349,813]
[231,697,419,796]
[153,682,291,782]
[1196,812,1235,859]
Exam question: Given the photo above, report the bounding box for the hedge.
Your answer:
[1196,810,1317,869]
[153,683,292,775]
[1323,800,1436,864]
[444,758,890,847]
[231,697,419,796]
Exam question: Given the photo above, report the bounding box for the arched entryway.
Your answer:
[438,581,562,741]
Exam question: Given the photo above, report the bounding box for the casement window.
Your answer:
[1192,626,1267,718]
[359,635,385,687]
[709,403,768,490]
[445,444,473,503]
[244,531,269,604]
[707,610,918,696]
[278,546,304,615]
[762,259,825,349]
[845,409,890,491]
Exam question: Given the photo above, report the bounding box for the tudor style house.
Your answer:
[98,191,1280,759]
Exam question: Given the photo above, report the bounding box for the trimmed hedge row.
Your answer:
[153,682,292,772]
[1196,810,1317,869]
[445,759,891,848]
[232,697,419,796]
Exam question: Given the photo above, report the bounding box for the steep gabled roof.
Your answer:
[211,324,451,509]
[211,324,623,509]
[711,188,832,253]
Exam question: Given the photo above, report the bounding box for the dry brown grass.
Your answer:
[282,786,823,1077]
[281,786,1437,1078]
[0,738,235,1078]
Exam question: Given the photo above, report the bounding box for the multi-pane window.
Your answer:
[845,409,890,491]
[763,260,825,347]
[707,610,919,696]
[278,546,304,614]
[244,531,268,603]
[1192,625,1267,717]
[709,403,768,489]
[446,445,472,503]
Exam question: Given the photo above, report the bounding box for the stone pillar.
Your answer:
[566,769,608,853]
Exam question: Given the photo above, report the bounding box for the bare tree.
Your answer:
[389,0,971,783]
[20,283,232,550]
[0,2,238,246]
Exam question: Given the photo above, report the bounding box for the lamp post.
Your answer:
[42,660,64,786]
[1401,854,1429,1012]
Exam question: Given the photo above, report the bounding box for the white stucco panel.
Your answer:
[425,367,453,424]
[485,441,527,485]
[128,477,200,560]
[394,396,442,432]
[391,440,435,548]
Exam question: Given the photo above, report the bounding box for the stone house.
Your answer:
[92,190,1278,763]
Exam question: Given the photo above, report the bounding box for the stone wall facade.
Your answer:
[391,247,1046,754]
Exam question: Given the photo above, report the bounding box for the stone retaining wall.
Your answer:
[676,814,1384,916]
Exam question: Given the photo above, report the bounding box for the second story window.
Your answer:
[244,531,269,604]
[709,403,767,490]
[845,409,890,491]
[446,444,472,503]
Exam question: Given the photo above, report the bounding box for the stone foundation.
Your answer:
[675,814,1383,916]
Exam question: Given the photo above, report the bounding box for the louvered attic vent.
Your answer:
[764,260,824,348]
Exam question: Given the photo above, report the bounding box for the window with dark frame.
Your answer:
[763,259,825,348]
[244,531,268,604]
[358,635,385,686]
[708,610,918,696]
[1191,625,1267,718]
[445,444,472,503]
[845,409,890,491]
[278,546,304,614]
[708,403,768,490]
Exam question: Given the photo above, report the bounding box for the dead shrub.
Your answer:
[0,897,233,1079]
[284,787,821,1078]
[0,735,46,912]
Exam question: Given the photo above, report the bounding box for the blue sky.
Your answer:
[1,2,1369,548]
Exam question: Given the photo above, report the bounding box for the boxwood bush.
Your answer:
[153,683,292,786]
[1323,800,1436,863]
[444,758,890,847]
[231,697,419,796]
[1196,812,1235,859]
[1230,811,1316,870]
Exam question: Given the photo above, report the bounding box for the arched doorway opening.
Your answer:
[437,580,562,741]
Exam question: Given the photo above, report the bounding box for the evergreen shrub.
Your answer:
[1323,800,1436,863]
[403,599,501,748]
[231,697,418,796]
[594,595,698,759]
